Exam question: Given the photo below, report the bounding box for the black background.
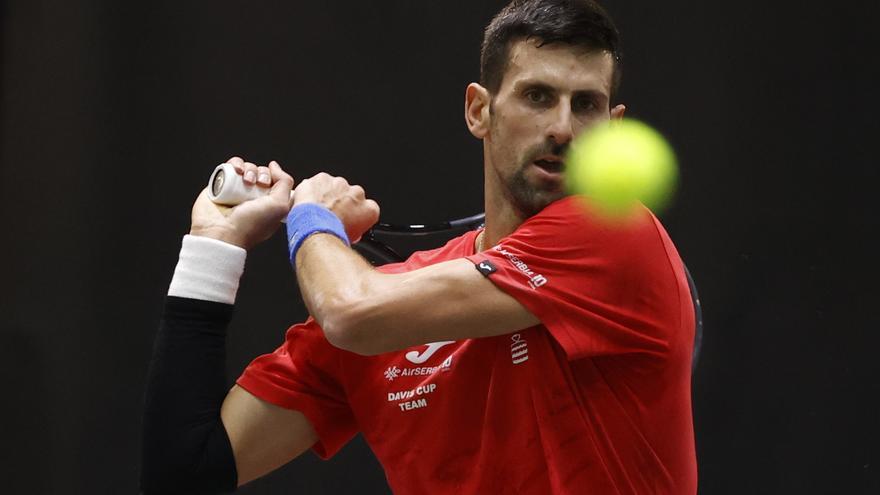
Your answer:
[1,1,877,493]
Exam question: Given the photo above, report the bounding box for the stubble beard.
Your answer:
[504,164,560,218]
[498,142,568,219]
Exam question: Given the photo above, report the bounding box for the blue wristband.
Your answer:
[286,203,350,264]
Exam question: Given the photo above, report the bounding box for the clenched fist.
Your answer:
[190,157,295,249]
[292,173,380,243]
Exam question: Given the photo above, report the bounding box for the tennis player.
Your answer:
[142,0,697,493]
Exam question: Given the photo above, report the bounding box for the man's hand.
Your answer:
[292,172,380,242]
[190,157,295,249]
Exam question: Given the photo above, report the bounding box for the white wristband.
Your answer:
[167,235,247,304]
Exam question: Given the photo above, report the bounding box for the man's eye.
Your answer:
[525,90,548,104]
[574,98,597,112]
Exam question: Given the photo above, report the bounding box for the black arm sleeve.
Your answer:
[140,296,239,494]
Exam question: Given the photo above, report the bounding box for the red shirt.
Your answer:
[237,197,697,494]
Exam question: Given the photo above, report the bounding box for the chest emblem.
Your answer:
[405,340,455,364]
[383,341,455,382]
[511,333,529,364]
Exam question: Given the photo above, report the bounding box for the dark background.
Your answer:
[1,1,877,493]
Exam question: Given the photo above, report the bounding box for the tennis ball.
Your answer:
[566,118,678,218]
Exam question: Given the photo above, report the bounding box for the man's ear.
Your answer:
[465,83,491,139]
[610,103,626,120]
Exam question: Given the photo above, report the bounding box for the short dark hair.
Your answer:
[480,0,622,100]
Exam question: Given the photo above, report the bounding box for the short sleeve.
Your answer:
[466,197,683,361]
[236,319,357,459]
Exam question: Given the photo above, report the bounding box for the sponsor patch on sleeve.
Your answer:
[475,259,497,277]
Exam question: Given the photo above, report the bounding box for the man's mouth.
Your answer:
[533,157,564,174]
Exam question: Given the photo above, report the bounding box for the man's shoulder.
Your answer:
[501,196,677,273]
[521,196,654,232]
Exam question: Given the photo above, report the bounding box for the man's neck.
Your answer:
[479,170,528,251]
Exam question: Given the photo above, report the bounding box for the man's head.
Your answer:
[466,0,625,219]
[481,0,622,102]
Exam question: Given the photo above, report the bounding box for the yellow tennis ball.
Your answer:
[566,118,678,218]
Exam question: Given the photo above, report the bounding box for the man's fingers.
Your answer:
[256,166,272,187]
[225,158,275,188]
[268,161,294,184]
[351,185,366,200]
[268,161,295,206]
[366,199,381,220]
[242,162,258,184]
[227,156,245,174]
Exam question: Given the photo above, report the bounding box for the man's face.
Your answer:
[484,38,621,217]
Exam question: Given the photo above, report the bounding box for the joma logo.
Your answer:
[405,341,455,364]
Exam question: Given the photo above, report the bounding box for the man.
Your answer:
[141,0,697,493]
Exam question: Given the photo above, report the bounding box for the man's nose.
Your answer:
[546,103,574,146]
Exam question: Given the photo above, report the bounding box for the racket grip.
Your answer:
[206,163,294,222]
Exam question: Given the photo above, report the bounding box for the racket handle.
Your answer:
[206,163,294,222]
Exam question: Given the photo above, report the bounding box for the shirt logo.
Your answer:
[405,341,455,364]
[384,356,452,382]
[384,341,455,382]
[384,366,402,381]
[511,333,529,364]
[493,246,548,289]
[475,259,497,277]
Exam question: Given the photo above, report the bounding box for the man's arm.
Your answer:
[221,385,317,486]
[290,174,540,356]
[141,159,318,492]
[142,294,316,492]
[296,235,539,356]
